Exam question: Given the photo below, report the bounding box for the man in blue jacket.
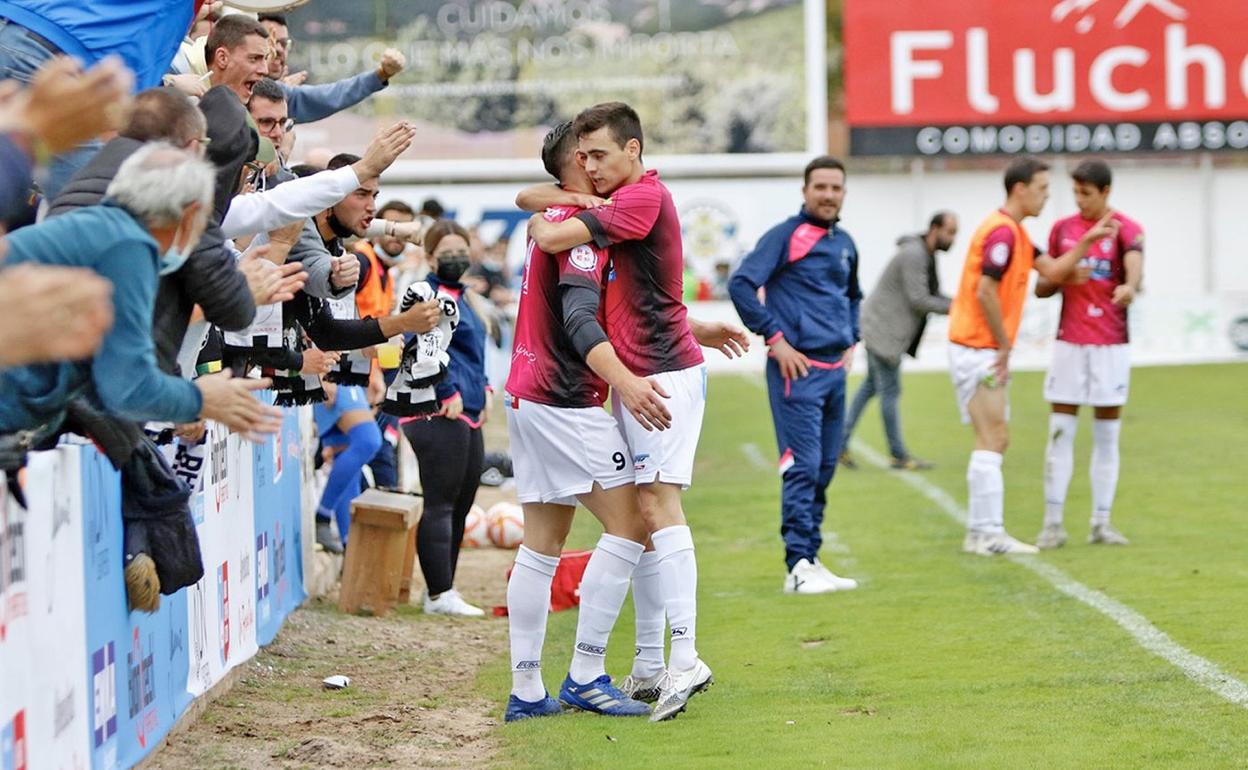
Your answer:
[729,155,863,596]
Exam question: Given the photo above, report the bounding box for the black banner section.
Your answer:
[851,120,1248,157]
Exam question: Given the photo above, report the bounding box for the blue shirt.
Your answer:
[280,71,387,124]
[0,203,203,433]
[729,207,862,358]
[425,277,488,422]
[0,0,193,90]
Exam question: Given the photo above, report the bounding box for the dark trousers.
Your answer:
[765,357,846,571]
[842,349,908,460]
[402,417,483,596]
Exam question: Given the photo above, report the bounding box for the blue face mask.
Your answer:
[159,222,193,276]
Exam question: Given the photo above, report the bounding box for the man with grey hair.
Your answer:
[0,143,282,440]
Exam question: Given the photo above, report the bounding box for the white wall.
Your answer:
[381,159,1248,370]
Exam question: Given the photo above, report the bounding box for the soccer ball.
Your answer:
[487,502,524,549]
[461,505,490,548]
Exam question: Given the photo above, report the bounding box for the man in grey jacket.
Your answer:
[840,212,957,470]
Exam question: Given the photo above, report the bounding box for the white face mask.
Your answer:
[159,219,195,276]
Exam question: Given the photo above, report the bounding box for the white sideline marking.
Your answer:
[853,440,1248,710]
[740,442,769,470]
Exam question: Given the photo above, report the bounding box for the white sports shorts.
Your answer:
[948,343,1009,425]
[611,364,707,488]
[504,393,634,507]
[1044,341,1131,407]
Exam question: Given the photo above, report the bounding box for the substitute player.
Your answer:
[1035,160,1143,549]
[948,156,1110,555]
[527,102,746,721]
[728,155,863,596]
[503,121,669,722]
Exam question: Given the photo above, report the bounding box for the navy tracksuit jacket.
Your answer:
[729,208,862,569]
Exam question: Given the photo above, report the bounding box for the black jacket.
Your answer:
[46,86,258,374]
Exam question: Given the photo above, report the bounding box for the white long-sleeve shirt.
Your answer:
[221,165,362,239]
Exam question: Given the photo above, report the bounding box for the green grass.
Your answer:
[480,364,1248,768]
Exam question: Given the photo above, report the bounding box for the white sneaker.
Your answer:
[783,558,834,594]
[1035,524,1068,550]
[963,530,1039,556]
[423,588,485,617]
[619,670,666,703]
[650,658,713,722]
[813,559,859,591]
[1088,523,1130,545]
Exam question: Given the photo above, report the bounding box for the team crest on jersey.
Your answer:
[569,245,597,271]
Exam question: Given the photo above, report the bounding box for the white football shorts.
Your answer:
[1044,341,1131,407]
[948,343,1010,425]
[611,364,707,488]
[504,393,634,507]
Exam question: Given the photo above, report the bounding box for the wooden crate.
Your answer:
[337,489,421,616]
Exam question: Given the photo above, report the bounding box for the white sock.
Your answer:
[1090,419,1121,526]
[569,534,644,685]
[508,546,559,702]
[967,450,1004,533]
[630,551,667,679]
[652,525,699,672]
[1044,413,1078,527]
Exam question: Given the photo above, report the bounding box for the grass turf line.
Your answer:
[480,365,1248,769]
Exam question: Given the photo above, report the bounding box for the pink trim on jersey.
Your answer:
[766,331,785,345]
[788,223,826,263]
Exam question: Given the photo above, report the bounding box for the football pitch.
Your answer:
[482,364,1248,768]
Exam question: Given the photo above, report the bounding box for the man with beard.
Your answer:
[838,211,958,471]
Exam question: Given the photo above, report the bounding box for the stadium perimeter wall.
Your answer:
[0,406,319,770]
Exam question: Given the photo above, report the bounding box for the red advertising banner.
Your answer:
[844,0,1248,155]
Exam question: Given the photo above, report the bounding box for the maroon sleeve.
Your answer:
[574,181,662,247]
[980,225,1015,280]
[556,242,610,291]
[1116,214,1144,256]
[1048,220,1064,259]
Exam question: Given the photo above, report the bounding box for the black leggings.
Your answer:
[403,417,483,596]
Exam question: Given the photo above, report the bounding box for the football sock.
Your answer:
[319,421,381,545]
[508,546,559,701]
[630,550,667,679]
[569,534,644,685]
[967,450,1005,533]
[1090,419,1121,526]
[652,525,699,672]
[1044,413,1078,527]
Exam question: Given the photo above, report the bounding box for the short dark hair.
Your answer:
[541,120,575,180]
[573,102,643,156]
[122,87,204,144]
[1071,159,1112,191]
[327,153,361,172]
[928,210,955,231]
[289,163,320,178]
[250,77,285,104]
[1003,156,1050,194]
[206,14,269,64]
[420,198,445,219]
[257,13,288,27]
[803,155,846,186]
[378,200,415,218]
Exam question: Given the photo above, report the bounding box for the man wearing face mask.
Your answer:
[0,143,283,439]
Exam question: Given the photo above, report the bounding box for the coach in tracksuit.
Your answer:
[729,156,862,595]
